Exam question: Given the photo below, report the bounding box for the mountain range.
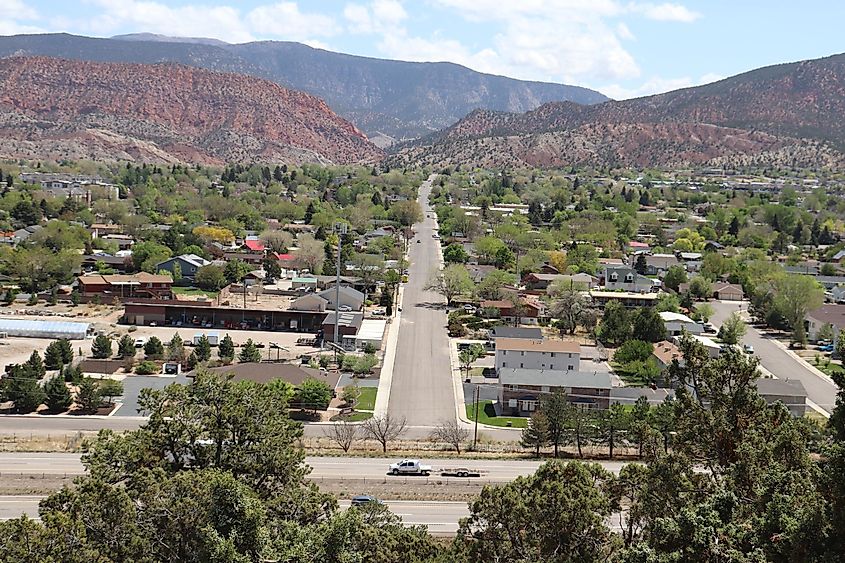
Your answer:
[0,56,382,165]
[390,52,845,169]
[0,33,608,146]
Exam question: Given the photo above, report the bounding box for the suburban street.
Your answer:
[0,493,469,533]
[0,452,631,481]
[386,175,456,427]
[709,301,838,413]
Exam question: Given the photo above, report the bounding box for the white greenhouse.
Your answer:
[0,319,90,340]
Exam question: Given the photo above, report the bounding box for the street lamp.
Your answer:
[333,222,348,362]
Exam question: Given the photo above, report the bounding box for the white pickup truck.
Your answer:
[389,459,432,476]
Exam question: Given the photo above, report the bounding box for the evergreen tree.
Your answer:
[218,334,235,362]
[5,375,46,413]
[75,378,101,413]
[521,410,550,455]
[118,334,136,359]
[166,334,185,362]
[194,335,212,362]
[91,335,113,359]
[238,339,261,363]
[44,376,72,412]
[24,350,46,379]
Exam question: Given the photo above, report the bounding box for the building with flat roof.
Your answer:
[79,273,173,300]
[589,290,659,308]
[495,338,580,372]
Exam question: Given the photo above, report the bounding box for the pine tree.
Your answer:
[166,334,185,362]
[238,339,261,363]
[218,334,235,362]
[144,336,164,359]
[91,335,113,359]
[44,376,72,412]
[195,335,212,362]
[75,378,101,413]
[24,351,46,379]
[521,410,550,456]
[118,335,136,359]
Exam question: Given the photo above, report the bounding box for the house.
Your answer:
[677,252,703,272]
[242,237,266,253]
[829,285,845,304]
[495,338,580,372]
[523,272,596,292]
[755,378,807,417]
[81,254,131,273]
[652,340,683,369]
[805,304,845,343]
[682,334,722,358]
[641,254,679,276]
[832,249,845,262]
[589,290,659,309]
[602,266,658,293]
[659,311,703,336]
[610,387,674,407]
[100,234,135,250]
[322,311,363,345]
[0,225,43,245]
[78,273,173,300]
[156,254,211,280]
[499,369,612,414]
[626,241,650,253]
[712,283,744,301]
[481,297,545,324]
[290,293,329,312]
[489,326,543,340]
[466,264,496,283]
[318,285,365,312]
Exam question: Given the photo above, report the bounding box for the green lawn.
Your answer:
[342,411,373,422]
[818,362,845,377]
[172,287,219,298]
[356,387,377,411]
[465,400,528,428]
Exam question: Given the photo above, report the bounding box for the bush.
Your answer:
[353,354,378,375]
[319,355,331,368]
[614,340,653,364]
[135,361,159,375]
[341,354,357,372]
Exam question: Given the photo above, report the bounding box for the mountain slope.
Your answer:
[0,56,383,165]
[0,33,608,145]
[391,53,845,168]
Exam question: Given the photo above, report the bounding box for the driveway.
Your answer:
[709,301,838,413]
[386,176,456,427]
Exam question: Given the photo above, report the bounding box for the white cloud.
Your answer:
[246,2,338,40]
[0,0,44,35]
[633,2,701,22]
[599,72,724,100]
[67,0,339,45]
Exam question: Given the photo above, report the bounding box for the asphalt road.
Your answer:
[0,452,630,480]
[0,494,469,532]
[710,301,838,413]
[386,175,456,427]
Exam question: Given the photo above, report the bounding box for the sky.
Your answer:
[2,0,844,99]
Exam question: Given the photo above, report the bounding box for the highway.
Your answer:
[386,175,457,426]
[0,494,469,532]
[709,301,838,413]
[0,452,630,481]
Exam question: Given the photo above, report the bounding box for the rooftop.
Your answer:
[489,326,543,340]
[807,304,845,328]
[499,368,611,389]
[659,311,697,324]
[495,338,580,354]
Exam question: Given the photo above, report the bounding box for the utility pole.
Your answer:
[333,222,347,363]
[473,385,480,450]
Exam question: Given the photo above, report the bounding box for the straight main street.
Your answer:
[709,301,838,413]
[386,175,456,427]
[0,494,469,533]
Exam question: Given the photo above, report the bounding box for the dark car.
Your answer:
[351,495,383,507]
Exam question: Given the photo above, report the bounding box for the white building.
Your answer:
[494,338,580,372]
[659,311,703,337]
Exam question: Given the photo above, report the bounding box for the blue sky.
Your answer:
[2,0,844,99]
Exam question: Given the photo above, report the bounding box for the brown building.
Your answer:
[123,301,325,332]
[498,368,612,415]
[78,273,173,300]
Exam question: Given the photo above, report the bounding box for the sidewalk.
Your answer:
[372,277,406,417]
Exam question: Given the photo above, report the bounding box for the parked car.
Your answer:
[388,459,432,476]
[351,495,383,506]
[338,305,352,312]
[743,344,755,354]
[463,304,476,313]
[134,337,146,348]
[819,344,835,352]
[703,323,717,333]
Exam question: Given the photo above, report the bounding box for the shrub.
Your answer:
[135,361,159,375]
[614,340,653,364]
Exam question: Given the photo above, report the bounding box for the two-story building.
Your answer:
[498,369,612,414]
[495,338,580,372]
[602,266,658,293]
[156,254,211,280]
[78,273,173,301]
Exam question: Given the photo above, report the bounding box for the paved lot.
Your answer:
[386,176,456,427]
[710,301,838,413]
